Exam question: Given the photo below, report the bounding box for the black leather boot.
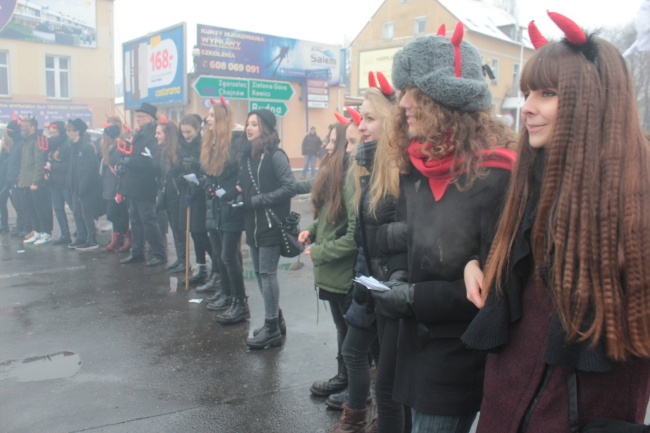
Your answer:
[310,355,348,397]
[253,308,286,336]
[246,319,282,350]
[196,272,220,293]
[215,297,250,325]
[206,287,232,310]
[188,264,207,285]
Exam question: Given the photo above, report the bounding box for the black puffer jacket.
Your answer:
[205,131,245,233]
[238,141,296,248]
[120,122,159,201]
[179,134,207,232]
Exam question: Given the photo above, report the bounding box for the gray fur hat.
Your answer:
[392,29,491,112]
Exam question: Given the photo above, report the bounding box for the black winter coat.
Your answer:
[178,135,207,232]
[47,135,71,189]
[205,131,245,233]
[102,145,122,200]
[67,134,100,198]
[238,142,296,248]
[120,122,159,201]
[390,166,511,416]
[5,137,22,187]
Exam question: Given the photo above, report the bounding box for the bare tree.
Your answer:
[604,24,650,131]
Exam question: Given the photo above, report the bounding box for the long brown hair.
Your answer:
[312,123,348,223]
[201,104,235,176]
[391,88,514,191]
[157,121,180,170]
[483,38,650,361]
[247,113,279,159]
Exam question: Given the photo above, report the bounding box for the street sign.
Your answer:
[248,79,294,101]
[249,100,288,117]
[308,101,328,109]
[192,76,249,99]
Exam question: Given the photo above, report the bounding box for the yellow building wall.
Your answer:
[1,0,115,128]
[349,0,533,115]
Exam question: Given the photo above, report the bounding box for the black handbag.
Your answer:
[246,157,304,258]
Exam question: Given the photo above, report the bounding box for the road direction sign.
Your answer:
[249,100,288,117]
[248,79,294,101]
[192,76,249,99]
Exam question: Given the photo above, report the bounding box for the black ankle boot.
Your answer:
[196,272,220,293]
[188,264,208,285]
[215,297,250,325]
[253,308,286,336]
[309,355,348,397]
[246,319,282,350]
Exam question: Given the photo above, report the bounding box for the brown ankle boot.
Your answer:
[119,230,131,252]
[329,403,366,433]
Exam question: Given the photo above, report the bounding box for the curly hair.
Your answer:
[201,104,235,176]
[311,123,348,223]
[391,88,514,191]
[483,38,650,361]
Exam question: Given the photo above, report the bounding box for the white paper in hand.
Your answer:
[141,147,152,158]
[216,188,226,198]
[183,173,200,185]
[353,276,391,292]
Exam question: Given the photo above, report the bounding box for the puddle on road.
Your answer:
[0,351,81,382]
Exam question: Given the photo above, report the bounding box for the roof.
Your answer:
[437,0,533,48]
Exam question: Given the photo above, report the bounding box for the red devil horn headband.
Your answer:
[376,72,394,99]
[368,71,377,88]
[345,106,361,126]
[547,11,587,45]
[451,22,464,78]
[209,98,217,105]
[437,24,446,36]
[159,114,168,124]
[528,20,548,50]
[334,112,350,125]
[219,96,227,107]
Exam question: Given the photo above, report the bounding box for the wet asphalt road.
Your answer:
[0,196,345,433]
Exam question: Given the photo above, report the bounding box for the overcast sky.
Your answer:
[113,0,644,79]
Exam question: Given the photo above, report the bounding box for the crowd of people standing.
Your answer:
[2,10,650,433]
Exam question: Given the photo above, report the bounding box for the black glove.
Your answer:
[231,194,244,208]
[352,281,369,305]
[371,281,415,319]
[184,185,200,207]
[182,156,200,173]
[581,419,650,433]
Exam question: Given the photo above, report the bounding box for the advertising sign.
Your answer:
[358,48,400,90]
[196,24,341,85]
[122,23,186,109]
[0,0,97,48]
[0,101,93,126]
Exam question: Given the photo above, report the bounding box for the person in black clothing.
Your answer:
[154,119,183,267]
[3,121,28,236]
[301,126,321,179]
[118,102,166,266]
[66,118,101,251]
[237,109,296,346]
[199,100,247,314]
[0,130,11,233]
[46,121,73,245]
[178,114,212,283]
[372,26,516,432]
[99,124,129,252]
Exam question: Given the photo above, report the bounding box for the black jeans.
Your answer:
[342,324,380,409]
[191,231,211,265]
[376,314,411,433]
[209,230,245,299]
[51,187,72,239]
[106,199,129,234]
[128,198,165,260]
[329,298,349,360]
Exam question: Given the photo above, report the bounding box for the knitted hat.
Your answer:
[249,109,277,130]
[5,120,21,140]
[134,102,158,119]
[104,124,121,139]
[392,26,491,112]
[69,118,88,134]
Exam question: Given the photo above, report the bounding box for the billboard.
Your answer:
[358,48,399,91]
[197,24,341,85]
[0,101,93,127]
[0,0,97,48]
[122,23,187,109]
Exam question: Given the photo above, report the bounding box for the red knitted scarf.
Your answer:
[408,139,517,201]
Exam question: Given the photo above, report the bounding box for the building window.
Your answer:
[46,55,70,99]
[0,51,8,96]
[383,22,394,40]
[490,58,499,85]
[512,63,520,94]
[414,17,426,35]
